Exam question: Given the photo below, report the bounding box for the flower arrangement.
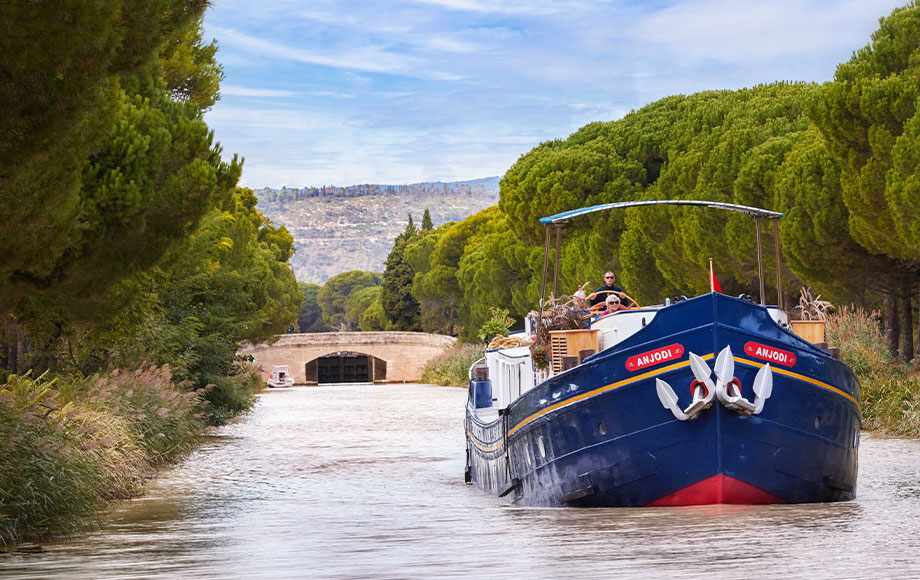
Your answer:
[532,344,550,371]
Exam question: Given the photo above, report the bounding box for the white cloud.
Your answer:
[221,85,296,98]
[306,90,356,99]
[205,106,345,131]
[632,0,902,65]
[204,0,908,189]
[423,36,487,53]
[212,27,421,75]
[413,0,598,16]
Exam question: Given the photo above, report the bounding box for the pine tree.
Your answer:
[421,208,433,231]
[382,236,421,331]
[401,213,416,241]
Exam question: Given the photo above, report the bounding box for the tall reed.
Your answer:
[0,366,206,548]
[420,343,486,387]
[827,307,920,435]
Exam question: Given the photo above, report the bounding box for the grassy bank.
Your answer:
[0,366,261,548]
[827,308,920,436]
[420,343,486,387]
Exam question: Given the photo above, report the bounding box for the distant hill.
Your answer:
[256,177,500,284]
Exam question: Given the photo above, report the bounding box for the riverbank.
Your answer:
[0,367,261,549]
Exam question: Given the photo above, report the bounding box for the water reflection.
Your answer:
[2,385,920,579]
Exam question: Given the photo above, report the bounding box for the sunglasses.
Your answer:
[605,276,614,279]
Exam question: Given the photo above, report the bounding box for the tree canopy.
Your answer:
[0,4,301,418]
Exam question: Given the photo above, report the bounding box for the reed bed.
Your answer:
[827,307,920,436]
[0,365,261,548]
[420,343,487,387]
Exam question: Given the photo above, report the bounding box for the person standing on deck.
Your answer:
[588,271,625,307]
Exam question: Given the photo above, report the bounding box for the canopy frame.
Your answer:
[537,200,785,310]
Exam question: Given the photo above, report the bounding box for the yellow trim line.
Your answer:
[466,352,859,451]
[732,356,860,407]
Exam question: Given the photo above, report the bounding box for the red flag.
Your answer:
[709,258,722,293]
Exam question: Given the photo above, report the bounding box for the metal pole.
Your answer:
[553,224,563,300]
[773,219,783,309]
[540,225,551,311]
[755,217,765,305]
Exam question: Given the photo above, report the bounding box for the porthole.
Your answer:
[537,436,546,458]
[598,422,607,435]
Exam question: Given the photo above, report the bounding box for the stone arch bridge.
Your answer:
[240,332,457,385]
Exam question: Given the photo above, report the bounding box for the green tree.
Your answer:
[344,286,382,331]
[421,208,433,231]
[1,2,239,348]
[359,297,389,331]
[53,187,301,418]
[297,283,326,333]
[317,271,381,329]
[809,3,920,354]
[382,236,421,331]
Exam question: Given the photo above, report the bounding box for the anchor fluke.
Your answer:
[656,378,690,421]
[752,363,773,415]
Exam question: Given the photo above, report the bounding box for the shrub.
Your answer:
[197,367,262,426]
[477,307,514,343]
[421,343,486,387]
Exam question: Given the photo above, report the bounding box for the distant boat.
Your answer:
[465,200,860,506]
[267,365,294,388]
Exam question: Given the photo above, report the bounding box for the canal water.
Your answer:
[3,384,920,579]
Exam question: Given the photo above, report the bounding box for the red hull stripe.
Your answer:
[646,474,786,506]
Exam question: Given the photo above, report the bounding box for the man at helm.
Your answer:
[588,271,630,307]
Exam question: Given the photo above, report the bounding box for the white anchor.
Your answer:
[713,345,773,415]
[656,345,773,420]
[655,352,716,421]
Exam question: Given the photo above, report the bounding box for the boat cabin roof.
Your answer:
[539,199,783,224]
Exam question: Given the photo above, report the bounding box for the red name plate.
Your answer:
[744,342,796,366]
[626,344,684,371]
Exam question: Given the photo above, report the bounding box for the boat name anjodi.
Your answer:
[626,344,684,371]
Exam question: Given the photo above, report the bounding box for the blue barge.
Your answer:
[465,201,860,506]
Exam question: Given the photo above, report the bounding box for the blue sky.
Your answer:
[203,0,906,188]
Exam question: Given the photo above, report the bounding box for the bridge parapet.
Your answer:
[240,331,457,384]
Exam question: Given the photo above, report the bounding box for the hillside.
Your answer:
[256,177,500,284]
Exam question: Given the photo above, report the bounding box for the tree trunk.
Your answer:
[916,280,920,363]
[900,281,914,362]
[885,291,900,359]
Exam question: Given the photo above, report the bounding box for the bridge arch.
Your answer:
[239,332,457,385]
[305,350,387,384]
